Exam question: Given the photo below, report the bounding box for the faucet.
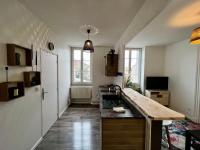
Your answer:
[108,84,122,97]
[114,85,122,97]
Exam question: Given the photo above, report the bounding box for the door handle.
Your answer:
[42,88,48,100]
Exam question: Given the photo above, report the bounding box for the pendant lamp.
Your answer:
[83,29,94,53]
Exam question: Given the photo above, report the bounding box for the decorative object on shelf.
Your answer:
[31,74,40,86]
[190,27,200,44]
[13,88,19,97]
[0,82,25,101]
[109,49,115,55]
[47,42,54,51]
[23,71,41,87]
[31,76,36,85]
[7,44,32,66]
[80,25,98,53]
[15,52,21,65]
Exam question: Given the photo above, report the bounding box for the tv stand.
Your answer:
[145,90,170,106]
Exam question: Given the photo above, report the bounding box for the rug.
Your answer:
[162,120,200,150]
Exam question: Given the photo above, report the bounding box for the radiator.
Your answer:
[70,86,92,103]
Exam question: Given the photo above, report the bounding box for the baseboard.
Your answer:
[71,102,91,104]
[91,101,99,105]
[31,137,43,150]
[59,105,68,118]
[71,99,91,104]
[186,116,200,123]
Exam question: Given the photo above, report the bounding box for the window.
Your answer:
[124,49,141,84]
[71,48,92,84]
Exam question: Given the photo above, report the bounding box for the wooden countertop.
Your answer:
[122,88,185,120]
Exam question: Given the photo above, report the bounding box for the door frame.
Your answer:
[40,49,59,136]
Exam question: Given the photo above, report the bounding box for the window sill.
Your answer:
[71,83,92,86]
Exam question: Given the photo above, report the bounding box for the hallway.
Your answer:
[36,106,100,150]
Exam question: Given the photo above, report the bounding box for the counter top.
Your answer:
[101,109,136,118]
[99,86,143,119]
[123,88,185,120]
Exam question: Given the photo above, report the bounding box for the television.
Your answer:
[146,76,168,90]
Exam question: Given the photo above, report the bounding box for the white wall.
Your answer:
[143,46,165,76]
[164,39,198,119]
[141,46,166,91]
[57,46,71,116]
[0,0,70,150]
[92,46,114,103]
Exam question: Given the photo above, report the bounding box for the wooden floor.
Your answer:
[36,106,100,150]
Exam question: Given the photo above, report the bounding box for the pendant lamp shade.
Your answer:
[83,40,94,52]
[83,29,94,53]
[190,27,200,44]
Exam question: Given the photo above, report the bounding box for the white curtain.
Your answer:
[194,47,200,123]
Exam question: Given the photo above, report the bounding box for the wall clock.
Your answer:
[47,42,54,51]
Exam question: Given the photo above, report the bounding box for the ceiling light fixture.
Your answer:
[80,25,98,53]
[190,27,200,44]
[83,29,94,53]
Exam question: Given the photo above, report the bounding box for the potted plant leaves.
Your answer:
[124,75,142,94]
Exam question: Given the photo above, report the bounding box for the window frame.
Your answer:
[71,47,92,85]
[124,48,142,85]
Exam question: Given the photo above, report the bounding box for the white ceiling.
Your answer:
[127,0,200,47]
[18,0,145,47]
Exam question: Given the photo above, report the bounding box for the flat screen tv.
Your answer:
[146,76,168,90]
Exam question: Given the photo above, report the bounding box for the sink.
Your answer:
[102,95,127,109]
[102,95,118,100]
[102,99,127,109]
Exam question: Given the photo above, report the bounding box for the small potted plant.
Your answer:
[124,75,142,94]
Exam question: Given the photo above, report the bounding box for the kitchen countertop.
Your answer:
[123,88,185,120]
[99,86,144,119]
[100,108,142,118]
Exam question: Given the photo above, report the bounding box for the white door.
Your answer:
[41,50,58,135]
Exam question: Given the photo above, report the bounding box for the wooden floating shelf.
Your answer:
[0,82,25,101]
[24,71,41,87]
[7,44,32,67]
